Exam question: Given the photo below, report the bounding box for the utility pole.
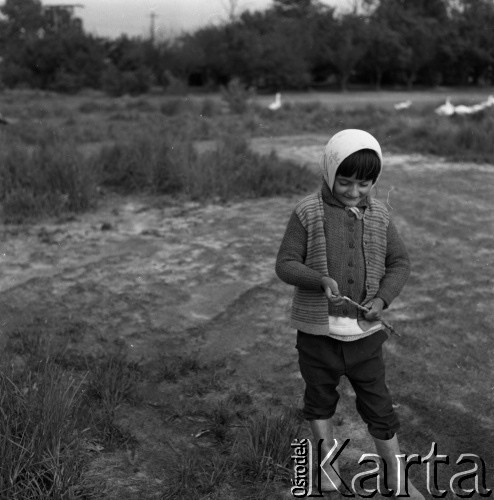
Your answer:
[149,10,158,44]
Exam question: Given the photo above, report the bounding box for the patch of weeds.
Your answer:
[231,481,289,500]
[54,349,94,372]
[185,133,319,201]
[160,99,182,116]
[197,399,238,445]
[86,354,141,408]
[97,129,196,194]
[162,449,233,500]
[201,97,220,117]
[107,111,137,122]
[162,394,203,422]
[232,407,303,484]
[0,361,88,498]
[78,99,122,114]
[164,406,302,497]
[267,395,284,406]
[4,320,95,373]
[5,328,53,368]
[3,326,76,374]
[85,353,141,448]
[0,133,99,223]
[226,388,255,421]
[220,78,256,114]
[228,390,253,407]
[160,98,197,116]
[159,355,202,383]
[58,319,91,343]
[78,100,102,114]
[181,359,232,397]
[162,70,188,96]
[124,98,155,112]
[97,418,138,450]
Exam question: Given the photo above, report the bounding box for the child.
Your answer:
[275,129,423,498]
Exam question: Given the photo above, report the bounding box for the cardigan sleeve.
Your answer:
[374,219,410,307]
[275,211,325,290]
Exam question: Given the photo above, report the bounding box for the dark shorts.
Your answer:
[296,330,399,440]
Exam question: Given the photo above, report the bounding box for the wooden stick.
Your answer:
[341,296,399,336]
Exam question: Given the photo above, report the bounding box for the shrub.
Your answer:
[0,135,98,223]
[200,97,219,117]
[78,100,120,114]
[97,131,194,193]
[220,78,256,114]
[162,70,188,95]
[232,408,302,483]
[102,65,153,97]
[50,69,84,94]
[184,133,318,201]
[97,127,317,200]
[160,98,197,116]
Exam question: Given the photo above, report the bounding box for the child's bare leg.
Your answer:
[310,419,342,492]
[373,435,424,499]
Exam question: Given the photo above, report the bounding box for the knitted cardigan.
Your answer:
[290,190,389,335]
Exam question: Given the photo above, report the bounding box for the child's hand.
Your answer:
[363,298,385,321]
[321,276,345,306]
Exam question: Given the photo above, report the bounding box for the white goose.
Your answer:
[453,96,494,115]
[394,100,412,110]
[268,92,282,111]
[481,95,494,108]
[453,104,476,115]
[435,97,455,116]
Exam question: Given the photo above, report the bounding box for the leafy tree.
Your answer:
[1,0,494,92]
[308,8,337,84]
[258,16,312,89]
[0,0,105,91]
[101,36,156,94]
[0,0,43,86]
[176,26,230,86]
[239,9,313,89]
[175,8,314,89]
[321,13,368,91]
[361,17,401,89]
[365,0,449,19]
[18,29,104,91]
[371,0,445,88]
[448,0,494,85]
[0,0,43,41]
[223,17,264,87]
[272,0,325,18]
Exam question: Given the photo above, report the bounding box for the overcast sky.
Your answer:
[41,0,352,39]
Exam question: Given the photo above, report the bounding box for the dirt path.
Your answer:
[1,135,493,498]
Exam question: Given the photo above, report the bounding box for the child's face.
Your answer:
[332,173,373,207]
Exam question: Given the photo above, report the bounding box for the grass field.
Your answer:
[0,88,493,498]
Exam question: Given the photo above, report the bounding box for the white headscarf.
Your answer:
[320,129,383,191]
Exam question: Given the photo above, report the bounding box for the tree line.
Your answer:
[1,0,494,95]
